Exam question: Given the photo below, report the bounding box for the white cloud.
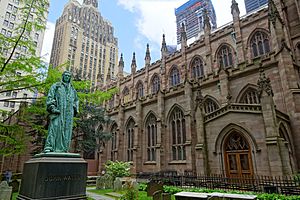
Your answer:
[117,0,246,46]
[41,21,55,63]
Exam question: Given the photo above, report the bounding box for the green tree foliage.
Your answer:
[73,103,112,157]
[104,160,131,180]
[0,0,49,156]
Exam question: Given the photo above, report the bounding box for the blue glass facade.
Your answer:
[244,0,268,13]
[175,0,217,44]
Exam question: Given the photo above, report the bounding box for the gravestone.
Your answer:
[131,180,139,190]
[153,190,163,200]
[10,179,20,193]
[113,177,123,191]
[162,193,172,200]
[0,181,12,200]
[147,180,163,196]
[96,174,113,189]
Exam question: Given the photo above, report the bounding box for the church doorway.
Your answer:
[224,131,253,177]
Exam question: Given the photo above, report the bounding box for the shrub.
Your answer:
[104,160,130,180]
[120,181,138,200]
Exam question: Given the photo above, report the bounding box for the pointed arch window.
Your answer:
[170,66,180,86]
[136,81,144,98]
[218,45,233,68]
[240,88,260,104]
[224,132,253,177]
[146,114,157,161]
[126,119,135,161]
[123,86,130,103]
[251,31,270,58]
[204,98,219,114]
[111,124,118,161]
[170,107,186,160]
[191,57,204,79]
[151,75,160,94]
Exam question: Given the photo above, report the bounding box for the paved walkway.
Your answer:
[86,190,115,200]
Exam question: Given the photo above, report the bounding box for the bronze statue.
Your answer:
[44,71,79,153]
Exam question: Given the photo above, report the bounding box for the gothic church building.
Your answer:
[96,0,300,177]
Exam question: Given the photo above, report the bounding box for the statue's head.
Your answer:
[62,71,71,83]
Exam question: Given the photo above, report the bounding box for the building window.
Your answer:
[3,20,9,27]
[218,45,233,68]
[12,92,17,98]
[170,66,180,86]
[151,74,160,94]
[204,98,219,114]
[123,87,130,104]
[11,14,16,21]
[5,12,10,20]
[7,4,13,10]
[240,88,260,104]
[251,31,270,58]
[1,28,6,35]
[126,119,135,162]
[170,107,186,160]
[191,57,204,78]
[4,101,9,107]
[9,22,14,29]
[6,31,12,37]
[34,33,39,40]
[224,131,253,177]
[146,114,157,161]
[10,102,15,108]
[111,124,118,161]
[6,91,11,97]
[136,81,144,99]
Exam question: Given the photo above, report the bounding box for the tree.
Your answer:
[0,0,50,157]
[73,104,112,159]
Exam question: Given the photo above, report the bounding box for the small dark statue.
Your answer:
[44,71,79,153]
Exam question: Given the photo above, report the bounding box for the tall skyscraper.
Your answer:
[50,0,118,87]
[0,0,47,117]
[244,0,268,13]
[175,0,217,45]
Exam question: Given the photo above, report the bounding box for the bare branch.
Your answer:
[0,0,36,73]
[0,82,45,94]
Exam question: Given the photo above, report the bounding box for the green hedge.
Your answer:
[161,185,300,200]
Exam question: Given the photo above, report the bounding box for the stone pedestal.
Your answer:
[17,153,87,200]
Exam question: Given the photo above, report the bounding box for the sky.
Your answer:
[41,0,246,73]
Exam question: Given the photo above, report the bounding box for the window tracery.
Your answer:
[126,119,135,161]
[170,107,186,160]
[146,114,157,161]
[170,66,180,86]
[151,75,160,94]
[251,31,270,57]
[191,57,204,78]
[218,45,233,68]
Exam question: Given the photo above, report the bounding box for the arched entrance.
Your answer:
[224,131,253,177]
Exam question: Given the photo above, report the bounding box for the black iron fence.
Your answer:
[136,171,300,195]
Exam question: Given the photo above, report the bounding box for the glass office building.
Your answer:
[245,0,268,13]
[175,0,217,44]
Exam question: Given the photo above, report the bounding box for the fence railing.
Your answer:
[136,172,300,195]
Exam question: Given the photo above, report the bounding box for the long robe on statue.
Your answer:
[44,77,79,153]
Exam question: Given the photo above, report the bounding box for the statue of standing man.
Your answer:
[44,71,79,153]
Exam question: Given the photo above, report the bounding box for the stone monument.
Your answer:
[17,71,87,200]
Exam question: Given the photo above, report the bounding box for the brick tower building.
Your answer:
[97,0,300,177]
